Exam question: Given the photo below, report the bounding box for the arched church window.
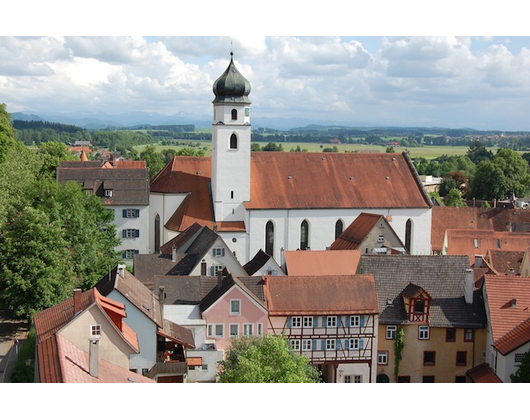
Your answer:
[405,219,412,253]
[265,221,274,256]
[230,133,238,149]
[335,219,344,240]
[300,220,309,250]
[231,109,238,120]
[154,214,161,253]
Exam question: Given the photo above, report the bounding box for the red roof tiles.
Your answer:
[284,250,361,275]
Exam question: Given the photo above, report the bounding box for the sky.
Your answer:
[2,3,530,131]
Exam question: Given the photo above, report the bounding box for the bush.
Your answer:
[11,327,36,383]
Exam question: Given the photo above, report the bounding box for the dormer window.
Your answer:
[104,189,113,197]
[402,283,431,323]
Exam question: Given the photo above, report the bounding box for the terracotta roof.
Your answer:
[115,160,146,168]
[360,255,487,328]
[484,274,530,348]
[152,152,432,233]
[466,363,502,383]
[486,207,530,232]
[485,250,524,275]
[495,317,530,355]
[444,229,530,264]
[284,250,361,275]
[264,275,378,316]
[431,207,493,253]
[330,213,381,250]
[53,334,154,383]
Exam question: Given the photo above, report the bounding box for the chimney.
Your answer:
[89,337,100,378]
[73,289,83,314]
[158,286,165,304]
[117,264,125,278]
[171,245,177,262]
[508,268,515,276]
[217,269,223,289]
[465,269,474,305]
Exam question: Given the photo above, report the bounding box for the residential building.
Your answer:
[56,158,150,265]
[264,274,379,383]
[330,212,408,255]
[482,274,530,382]
[95,264,195,382]
[360,255,488,383]
[243,248,285,276]
[33,288,153,383]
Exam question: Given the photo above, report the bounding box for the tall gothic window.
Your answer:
[300,220,309,250]
[405,219,412,253]
[335,219,344,240]
[230,133,238,149]
[231,109,238,120]
[154,214,161,253]
[265,221,274,256]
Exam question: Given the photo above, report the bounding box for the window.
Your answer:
[386,325,397,340]
[350,316,360,327]
[212,247,225,257]
[423,351,436,366]
[104,189,113,197]
[335,219,343,240]
[142,368,149,376]
[446,328,456,342]
[378,234,384,243]
[265,221,274,256]
[300,220,309,250]
[456,351,467,366]
[325,339,335,350]
[230,299,241,315]
[378,351,388,365]
[231,109,238,120]
[122,249,139,259]
[423,376,435,383]
[419,325,430,340]
[414,299,425,314]
[290,340,300,350]
[257,323,263,336]
[243,324,253,336]
[455,376,466,383]
[303,316,313,327]
[326,316,337,327]
[229,324,239,337]
[208,324,224,338]
[515,353,526,364]
[90,324,101,338]
[398,376,411,383]
[302,339,312,351]
[345,375,362,383]
[464,328,474,342]
[122,229,139,238]
[211,265,224,276]
[123,209,140,218]
[230,133,238,149]
[291,317,301,328]
[348,338,360,350]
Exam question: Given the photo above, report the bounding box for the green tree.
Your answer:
[467,140,493,164]
[510,351,530,382]
[140,145,165,179]
[0,103,16,164]
[217,335,321,383]
[36,141,77,179]
[469,148,530,200]
[0,207,77,318]
[444,188,467,207]
[33,180,121,289]
[262,142,283,152]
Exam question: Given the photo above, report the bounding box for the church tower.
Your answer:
[211,52,252,223]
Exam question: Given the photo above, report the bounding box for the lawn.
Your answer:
[135,140,484,160]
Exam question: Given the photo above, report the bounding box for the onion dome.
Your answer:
[212,52,251,104]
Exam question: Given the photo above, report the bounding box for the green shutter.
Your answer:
[360,315,365,326]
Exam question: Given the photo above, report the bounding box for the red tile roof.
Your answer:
[152,152,431,232]
[466,363,502,383]
[495,317,530,355]
[484,274,530,349]
[264,275,378,316]
[445,229,530,264]
[485,250,524,275]
[284,250,361,275]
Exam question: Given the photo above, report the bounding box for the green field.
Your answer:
[135,140,496,160]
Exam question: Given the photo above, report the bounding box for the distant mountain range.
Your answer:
[9,111,511,134]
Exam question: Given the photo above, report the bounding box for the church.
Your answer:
[149,53,433,266]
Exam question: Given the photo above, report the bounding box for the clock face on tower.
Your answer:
[245,108,250,117]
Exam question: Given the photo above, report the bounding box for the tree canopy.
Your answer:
[217,335,321,383]
[510,351,530,383]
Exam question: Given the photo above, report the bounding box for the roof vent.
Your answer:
[288,176,292,180]
[511,298,517,307]
[196,171,201,175]
[387,298,394,305]
[350,176,354,180]
[385,176,390,180]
